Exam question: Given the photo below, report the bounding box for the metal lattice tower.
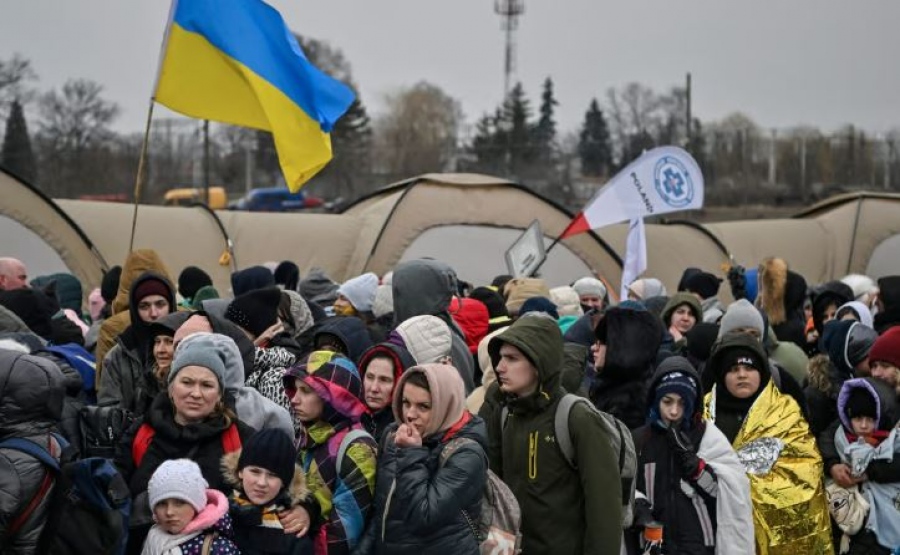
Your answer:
[494,0,524,99]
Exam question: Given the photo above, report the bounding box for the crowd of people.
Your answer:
[1,251,900,555]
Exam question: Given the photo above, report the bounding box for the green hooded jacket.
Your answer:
[481,315,622,555]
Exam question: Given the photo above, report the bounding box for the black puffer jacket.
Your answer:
[115,392,256,555]
[356,415,488,555]
[590,306,665,429]
[0,349,67,554]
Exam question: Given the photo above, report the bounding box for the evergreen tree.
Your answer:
[504,82,535,172]
[578,98,612,177]
[2,99,37,183]
[533,77,558,164]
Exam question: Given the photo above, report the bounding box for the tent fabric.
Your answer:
[3,168,900,303]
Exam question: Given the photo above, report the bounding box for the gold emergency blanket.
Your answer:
[705,381,834,555]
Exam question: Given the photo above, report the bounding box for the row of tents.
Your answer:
[3,167,900,302]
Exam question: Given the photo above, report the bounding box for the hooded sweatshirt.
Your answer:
[97,250,174,376]
[481,316,622,555]
[591,306,665,429]
[391,259,475,393]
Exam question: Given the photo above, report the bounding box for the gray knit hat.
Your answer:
[718,299,765,339]
[572,277,607,299]
[148,459,208,512]
[169,332,230,388]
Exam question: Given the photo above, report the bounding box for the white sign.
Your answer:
[505,220,547,277]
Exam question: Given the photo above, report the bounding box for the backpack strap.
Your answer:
[439,437,477,467]
[0,436,60,538]
[201,531,218,555]
[132,423,155,467]
[554,394,581,469]
[335,429,373,477]
[221,423,242,453]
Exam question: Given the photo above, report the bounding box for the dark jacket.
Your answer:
[481,316,622,555]
[115,392,256,555]
[632,362,716,555]
[356,415,488,555]
[391,259,475,393]
[590,307,665,430]
[874,275,900,334]
[0,349,67,555]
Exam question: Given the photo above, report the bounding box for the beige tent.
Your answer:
[2,168,900,303]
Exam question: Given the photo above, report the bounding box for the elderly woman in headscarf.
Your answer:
[704,333,833,555]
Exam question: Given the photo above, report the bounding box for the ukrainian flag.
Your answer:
[154,0,355,191]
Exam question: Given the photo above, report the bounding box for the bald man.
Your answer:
[0,258,28,290]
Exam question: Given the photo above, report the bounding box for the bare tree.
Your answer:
[0,53,37,118]
[374,81,462,178]
[35,79,120,196]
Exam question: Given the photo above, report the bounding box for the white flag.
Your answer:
[562,146,704,238]
[620,217,647,300]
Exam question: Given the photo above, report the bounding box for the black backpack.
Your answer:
[0,433,131,555]
[78,405,135,459]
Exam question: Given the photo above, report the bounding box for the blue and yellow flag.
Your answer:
[154,0,355,191]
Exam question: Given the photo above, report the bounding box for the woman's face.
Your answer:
[169,365,221,424]
[670,305,696,334]
[871,361,900,388]
[153,335,175,371]
[401,383,432,437]
[724,364,761,399]
[363,357,395,412]
[290,378,324,423]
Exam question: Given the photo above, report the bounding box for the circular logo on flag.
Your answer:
[654,155,694,208]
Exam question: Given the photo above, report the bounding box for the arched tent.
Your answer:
[0,168,107,295]
[342,173,623,286]
[3,165,900,306]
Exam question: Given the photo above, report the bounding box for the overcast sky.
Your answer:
[3,1,899,137]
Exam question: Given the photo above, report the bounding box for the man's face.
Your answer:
[496,343,539,397]
[0,261,27,291]
[137,294,170,323]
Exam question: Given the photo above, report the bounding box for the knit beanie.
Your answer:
[225,286,282,337]
[845,387,878,420]
[169,333,229,388]
[372,285,394,319]
[504,278,551,316]
[191,285,220,309]
[519,296,559,320]
[178,266,213,301]
[148,459,208,512]
[101,266,122,304]
[274,261,300,292]
[868,326,900,370]
[628,278,668,301]
[470,287,511,329]
[685,322,720,362]
[683,271,722,300]
[718,299,765,338]
[231,266,275,297]
[572,277,607,300]
[30,273,83,313]
[238,429,297,486]
[677,267,703,292]
[299,268,339,306]
[133,278,171,304]
[549,286,582,318]
[720,346,765,374]
[338,273,379,313]
[651,357,699,428]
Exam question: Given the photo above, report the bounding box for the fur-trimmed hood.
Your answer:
[806,354,836,396]
[221,450,310,506]
[757,257,807,326]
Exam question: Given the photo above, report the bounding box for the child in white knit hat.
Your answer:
[143,459,240,555]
